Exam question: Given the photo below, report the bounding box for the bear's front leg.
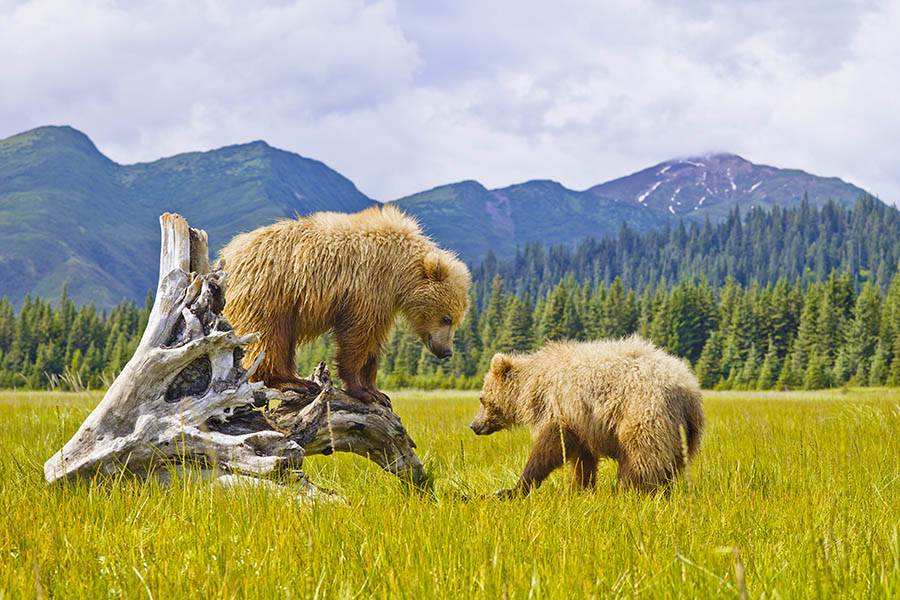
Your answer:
[358,354,391,408]
[334,325,391,408]
[497,425,580,498]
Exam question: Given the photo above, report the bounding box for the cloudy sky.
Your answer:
[1,0,897,203]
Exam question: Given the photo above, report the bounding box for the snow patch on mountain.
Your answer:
[636,181,661,204]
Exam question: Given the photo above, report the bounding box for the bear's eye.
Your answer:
[479,396,484,405]
[441,315,452,326]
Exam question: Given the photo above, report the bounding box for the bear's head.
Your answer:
[403,248,471,359]
[470,353,518,435]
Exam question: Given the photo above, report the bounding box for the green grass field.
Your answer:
[2,388,900,598]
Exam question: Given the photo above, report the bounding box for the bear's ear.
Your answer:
[490,353,513,378]
[423,250,450,282]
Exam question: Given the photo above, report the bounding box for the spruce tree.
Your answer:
[803,352,830,390]
[848,281,881,376]
[767,278,794,357]
[396,332,421,377]
[495,297,534,353]
[880,265,900,370]
[791,284,822,374]
[736,343,761,390]
[452,290,482,377]
[636,285,655,339]
[694,331,724,389]
[0,298,14,354]
[815,282,842,362]
[666,280,705,363]
[832,347,852,385]
[869,343,888,386]
[540,283,569,343]
[647,285,669,348]
[417,346,443,377]
[479,276,507,352]
[775,343,802,390]
[562,294,583,341]
[756,340,780,390]
[888,352,900,387]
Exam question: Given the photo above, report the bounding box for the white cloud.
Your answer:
[1,0,897,204]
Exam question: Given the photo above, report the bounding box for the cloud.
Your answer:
[1,0,897,204]
[0,0,419,173]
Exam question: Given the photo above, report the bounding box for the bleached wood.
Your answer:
[189,227,209,275]
[158,212,190,281]
[44,213,425,490]
[267,363,425,484]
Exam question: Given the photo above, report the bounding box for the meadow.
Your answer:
[2,388,900,598]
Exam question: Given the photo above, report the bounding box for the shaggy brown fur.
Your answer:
[470,335,704,494]
[219,204,471,404]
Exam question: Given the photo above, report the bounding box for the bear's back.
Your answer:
[219,204,435,335]
[523,336,701,441]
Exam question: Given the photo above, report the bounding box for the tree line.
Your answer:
[0,289,151,390]
[471,195,900,307]
[339,268,900,391]
[2,196,899,391]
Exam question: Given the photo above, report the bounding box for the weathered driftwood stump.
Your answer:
[44,213,426,490]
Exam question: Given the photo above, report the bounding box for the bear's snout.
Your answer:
[439,348,453,358]
[469,413,494,435]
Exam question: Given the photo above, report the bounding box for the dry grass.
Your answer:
[2,388,900,598]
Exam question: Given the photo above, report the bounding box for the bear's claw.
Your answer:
[270,377,321,397]
[346,387,393,410]
[494,488,523,500]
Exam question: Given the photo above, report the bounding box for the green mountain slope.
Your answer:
[393,179,664,264]
[0,126,374,308]
[0,126,878,308]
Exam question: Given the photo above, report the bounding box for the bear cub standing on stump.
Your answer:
[220,205,470,405]
[470,335,704,494]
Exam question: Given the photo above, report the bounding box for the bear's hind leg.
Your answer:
[569,444,598,490]
[616,449,673,493]
[252,313,320,396]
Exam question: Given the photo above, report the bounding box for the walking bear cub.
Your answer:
[470,335,704,494]
[220,205,470,405]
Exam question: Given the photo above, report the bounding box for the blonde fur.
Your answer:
[219,204,471,400]
[473,334,704,493]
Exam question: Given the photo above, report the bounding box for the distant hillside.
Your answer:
[0,126,878,308]
[0,126,374,307]
[393,180,663,265]
[397,153,869,263]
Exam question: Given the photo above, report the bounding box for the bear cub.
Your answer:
[470,335,704,494]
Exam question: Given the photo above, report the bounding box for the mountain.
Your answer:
[397,153,869,263]
[0,126,877,308]
[0,126,374,308]
[394,180,663,265]
[587,153,868,220]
